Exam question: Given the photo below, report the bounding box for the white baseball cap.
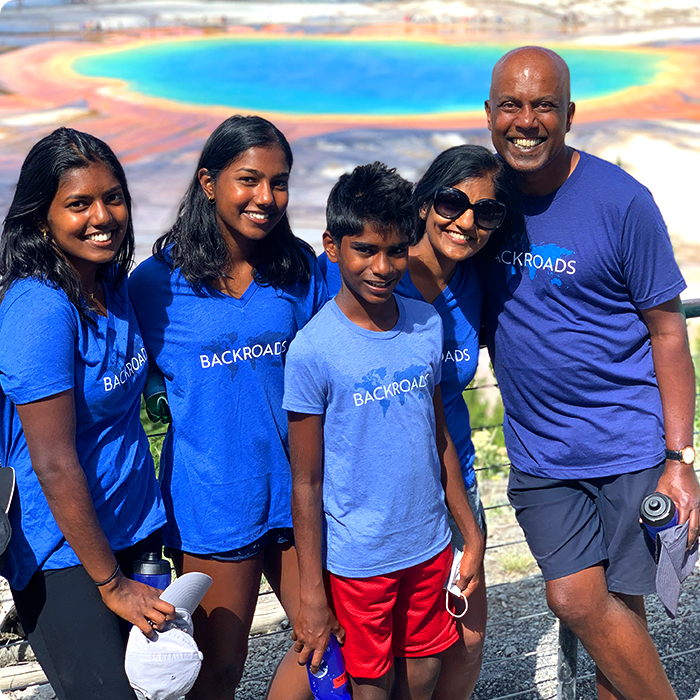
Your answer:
[125,572,212,700]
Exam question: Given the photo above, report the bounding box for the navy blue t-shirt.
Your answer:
[478,151,686,479]
[0,277,166,590]
[319,254,482,487]
[129,251,327,554]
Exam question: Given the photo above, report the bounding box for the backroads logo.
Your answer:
[496,243,576,287]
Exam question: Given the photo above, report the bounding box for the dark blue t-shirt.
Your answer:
[129,251,328,554]
[478,151,686,479]
[318,254,482,487]
[0,277,166,590]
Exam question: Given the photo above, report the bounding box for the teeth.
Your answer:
[87,231,112,242]
[367,280,391,288]
[247,212,269,221]
[511,138,544,149]
[447,231,475,243]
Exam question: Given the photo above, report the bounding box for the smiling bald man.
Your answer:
[479,46,700,700]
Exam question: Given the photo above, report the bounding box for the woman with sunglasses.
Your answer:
[319,145,519,699]
[410,145,521,700]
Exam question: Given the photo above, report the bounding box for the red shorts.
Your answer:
[327,545,457,679]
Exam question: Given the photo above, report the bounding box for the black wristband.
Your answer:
[93,563,120,587]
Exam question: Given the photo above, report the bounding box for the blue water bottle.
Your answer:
[640,492,679,539]
[306,634,351,700]
[133,552,171,591]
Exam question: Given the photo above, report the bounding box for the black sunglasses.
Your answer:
[432,187,507,231]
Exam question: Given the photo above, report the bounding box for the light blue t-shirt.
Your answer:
[283,296,451,578]
[478,151,687,479]
[319,254,481,487]
[0,277,166,590]
[129,251,328,554]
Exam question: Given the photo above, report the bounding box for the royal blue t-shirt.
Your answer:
[478,151,686,479]
[283,296,451,577]
[129,251,328,554]
[0,277,166,590]
[319,254,481,487]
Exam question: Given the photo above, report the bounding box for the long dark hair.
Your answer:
[0,127,135,321]
[413,145,525,257]
[155,115,312,288]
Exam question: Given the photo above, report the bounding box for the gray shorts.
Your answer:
[447,479,487,549]
[507,463,662,595]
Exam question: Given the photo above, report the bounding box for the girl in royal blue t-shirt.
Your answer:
[0,128,174,700]
[129,115,326,700]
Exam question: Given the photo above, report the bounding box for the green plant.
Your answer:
[464,373,508,478]
[140,398,167,477]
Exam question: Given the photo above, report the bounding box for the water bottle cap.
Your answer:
[134,552,170,576]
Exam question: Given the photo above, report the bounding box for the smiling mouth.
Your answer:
[365,279,394,291]
[86,231,113,243]
[509,137,546,151]
[446,230,477,244]
[245,211,272,222]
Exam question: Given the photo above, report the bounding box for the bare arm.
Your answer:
[641,296,700,548]
[17,389,174,635]
[288,411,344,673]
[434,387,485,594]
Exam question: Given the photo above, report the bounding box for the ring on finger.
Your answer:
[147,619,156,628]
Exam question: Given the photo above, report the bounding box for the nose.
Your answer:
[372,252,392,277]
[91,200,114,228]
[454,207,476,232]
[515,104,537,130]
[255,180,274,207]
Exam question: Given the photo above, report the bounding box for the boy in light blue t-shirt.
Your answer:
[283,163,485,700]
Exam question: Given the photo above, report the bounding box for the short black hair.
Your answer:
[325,162,414,244]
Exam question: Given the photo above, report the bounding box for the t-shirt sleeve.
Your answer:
[0,285,77,404]
[283,332,327,415]
[620,188,686,310]
[309,255,330,315]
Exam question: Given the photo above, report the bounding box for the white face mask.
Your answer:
[446,589,469,619]
[444,547,469,618]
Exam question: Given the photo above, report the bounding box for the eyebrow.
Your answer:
[63,184,123,199]
[235,167,290,177]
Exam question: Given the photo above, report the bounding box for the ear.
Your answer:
[198,168,214,200]
[322,231,339,263]
[566,102,576,133]
[418,202,429,221]
[32,214,48,235]
[485,100,492,131]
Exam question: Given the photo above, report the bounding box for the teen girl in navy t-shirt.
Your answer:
[0,128,173,700]
[129,116,326,700]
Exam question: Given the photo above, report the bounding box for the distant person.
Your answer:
[319,145,523,699]
[284,162,485,700]
[480,46,700,699]
[0,127,175,700]
[129,115,327,700]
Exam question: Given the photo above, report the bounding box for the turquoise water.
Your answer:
[73,38,664,116]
